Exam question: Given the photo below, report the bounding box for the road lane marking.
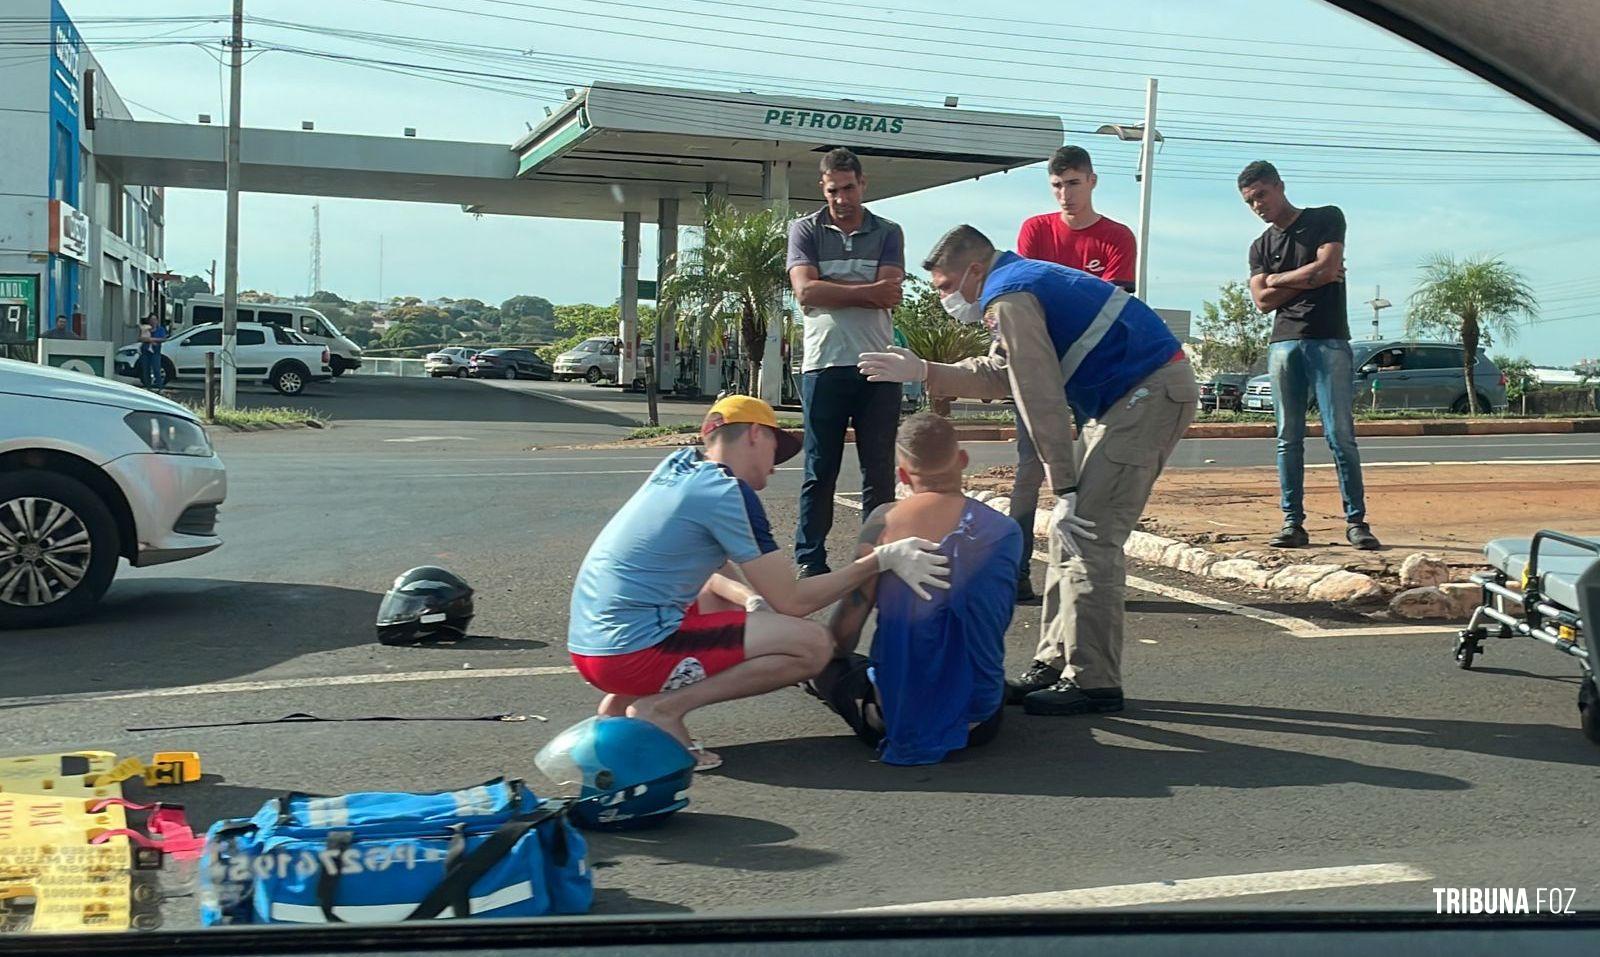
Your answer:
[382,436,477,443]
[834,494,1454,641]
[1117,567,1453,640]
[848,862,1432,912]
[389,467,805,478]
[0,665,579,710]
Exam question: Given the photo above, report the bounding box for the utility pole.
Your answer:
[220,0,244,409]
[308,202,322,296]
[1367,285,1392,340]
[1134,77,1158,303]
[206,259,216,294]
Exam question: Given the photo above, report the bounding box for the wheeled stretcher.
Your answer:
[1457,531,1600,746]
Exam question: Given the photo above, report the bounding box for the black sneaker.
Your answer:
[1023,679,1124,716]
[1270,523,1310,548]
[796,564,832,580]
[1004,660,1061,705]
[1347,523,1381,551]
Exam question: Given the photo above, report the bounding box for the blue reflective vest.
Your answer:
[980,251,1179,421]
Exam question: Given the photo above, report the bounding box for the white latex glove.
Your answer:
[1051,491,1100,560]
[872,536,951,600]
[743,593,774,614]
[857,346,928,384]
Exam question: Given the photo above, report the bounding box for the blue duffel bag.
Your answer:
[200,778,592,925]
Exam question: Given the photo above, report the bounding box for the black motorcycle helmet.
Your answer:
[376,566,475,645]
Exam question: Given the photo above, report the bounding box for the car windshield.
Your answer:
[10,0,1600,947]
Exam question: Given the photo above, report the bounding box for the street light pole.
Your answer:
[1367,285,1392,340]
[220,0,243,409]
[1134,77,1158,302]
[1095,81,1161,301]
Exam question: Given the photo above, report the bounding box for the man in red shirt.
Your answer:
[1008,146,1137,601]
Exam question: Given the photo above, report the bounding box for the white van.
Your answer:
[172,296,364,376]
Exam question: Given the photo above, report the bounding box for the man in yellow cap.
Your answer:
[568,395,951,770]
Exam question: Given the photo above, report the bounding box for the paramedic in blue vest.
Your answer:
[808,412,1019,764]
[859,225,1198,716]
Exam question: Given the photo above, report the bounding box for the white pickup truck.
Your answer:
[115,322,332,395]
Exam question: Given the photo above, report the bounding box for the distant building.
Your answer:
[0,0,167,354]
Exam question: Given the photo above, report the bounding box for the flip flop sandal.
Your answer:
[689,741,723,772]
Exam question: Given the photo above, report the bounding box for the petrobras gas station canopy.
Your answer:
[504,82,1065,222]
[92,82,1062,225]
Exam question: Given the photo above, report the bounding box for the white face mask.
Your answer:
[939,267,984,324]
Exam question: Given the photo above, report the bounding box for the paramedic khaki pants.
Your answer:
[1037,360,1198,689]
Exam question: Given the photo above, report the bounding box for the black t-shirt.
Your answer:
[1249,205,1349,342]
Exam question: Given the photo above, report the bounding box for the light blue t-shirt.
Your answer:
[568,447,779,656]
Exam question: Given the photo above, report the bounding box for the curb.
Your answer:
[955,489,1477,621]
[205,420,323,433]
[933,418,1600,442]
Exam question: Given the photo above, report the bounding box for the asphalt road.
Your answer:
[4,379,1599,934]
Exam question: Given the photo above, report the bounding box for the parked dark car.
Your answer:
[1243,341,1506,415]
[1199,374,1252,412]
[469,348,553,381]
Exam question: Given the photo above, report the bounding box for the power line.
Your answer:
[458,0,1484,86]
[252,36,1600,164]
[168,14,1584,149]
[360,0,1535,114]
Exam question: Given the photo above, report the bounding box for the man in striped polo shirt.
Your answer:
[859,225,1198,717]
[787,148,906,579]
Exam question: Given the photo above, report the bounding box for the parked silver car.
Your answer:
[1243,341,1506,415]
[1,360,226,628]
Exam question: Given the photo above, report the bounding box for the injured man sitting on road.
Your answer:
[807,413,1022,765]
[567,395,951,771]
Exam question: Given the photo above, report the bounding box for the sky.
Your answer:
[45,0,1600,365]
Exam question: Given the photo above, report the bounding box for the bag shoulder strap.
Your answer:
[406,809,558,921]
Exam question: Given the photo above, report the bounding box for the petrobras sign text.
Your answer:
[763,108,906,135]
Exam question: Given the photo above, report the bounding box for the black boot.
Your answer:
[1347,523,1381,551]
[1023,678,1125,716]
[1270,523,1310,548]
[1003,660,1061,705]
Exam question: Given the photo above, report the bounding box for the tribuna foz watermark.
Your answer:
[1433,887,1578,915]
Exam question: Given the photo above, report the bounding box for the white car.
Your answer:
[554,337,621,383]
[114,322,331,396]
[172,296,365,376]
[0,359,227,628]
[425,346,478,378]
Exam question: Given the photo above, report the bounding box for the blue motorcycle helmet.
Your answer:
[535,716,695,831]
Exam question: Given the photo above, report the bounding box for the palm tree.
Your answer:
[1406,254,1538,415]
[659,197,789,396]
[893,275,991,416]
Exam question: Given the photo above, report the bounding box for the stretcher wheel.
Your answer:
[1454,631,1481,670]
[1580,677,1600,747]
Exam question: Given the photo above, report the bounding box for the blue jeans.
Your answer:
[796,366,901,572]
[1269,338,1366,526]
[139,351,166,389]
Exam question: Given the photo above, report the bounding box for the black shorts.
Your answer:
[806,653,1002,752]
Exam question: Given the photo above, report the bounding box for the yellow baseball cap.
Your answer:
[701,394,802,464]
